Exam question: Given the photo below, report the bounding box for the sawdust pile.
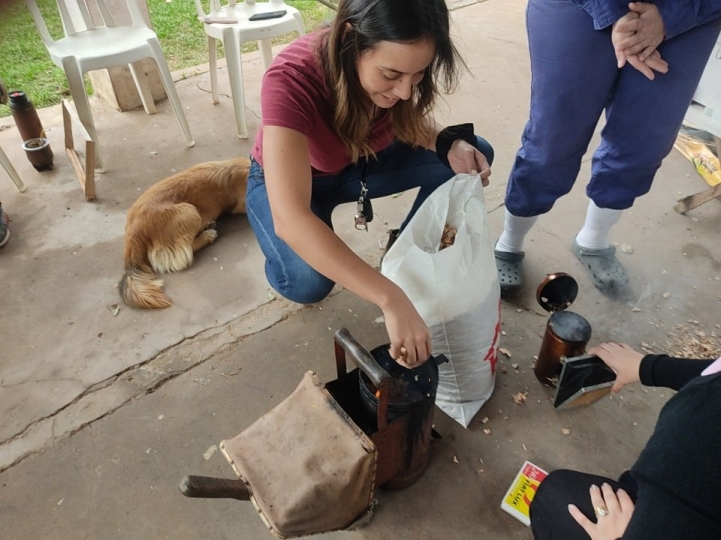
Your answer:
[641,320,721,359]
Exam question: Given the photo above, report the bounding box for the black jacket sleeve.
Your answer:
[638,354,715,391]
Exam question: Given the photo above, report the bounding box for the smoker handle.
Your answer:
[334,328,391,389]
[433,354,449,366]
[178,475,251,501]
[334,328,392,431]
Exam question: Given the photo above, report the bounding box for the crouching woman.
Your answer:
[246,0,494,367]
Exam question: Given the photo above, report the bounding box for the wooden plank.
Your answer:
[62,99,96,200]
[62,100,73,151]
[0,145,26,193]
[674,183,721,214]
[63,99,93,144]
[66,148,85,186]
[84,139,96,200]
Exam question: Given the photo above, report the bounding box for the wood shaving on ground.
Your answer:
[481,416,490,424]
[483,428,492,435]
[453,455,459,464]
[203,445,218,461]
[440,224,457,250]
[641,321,721,358]
[499,347,512,358]
[561,428,571,436]
[500,365,508,374]
[513,391,528,405]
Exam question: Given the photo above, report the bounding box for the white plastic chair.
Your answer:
[26,0,195,171]
[0,146,26,193]
[194,0,305,139]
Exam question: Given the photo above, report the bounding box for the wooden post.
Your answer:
[85,0,167,112]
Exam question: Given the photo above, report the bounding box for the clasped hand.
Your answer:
[612,2,668,80]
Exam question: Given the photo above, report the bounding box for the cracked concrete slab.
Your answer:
[0,290,684,540]
[0,47,411,466]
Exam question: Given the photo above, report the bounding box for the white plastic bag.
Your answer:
[381,174,500,428]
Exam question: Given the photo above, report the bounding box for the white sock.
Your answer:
[496,209,538,253]
[575,200,623,250]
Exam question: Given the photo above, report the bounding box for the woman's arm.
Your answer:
[638,354,715,390]
[576,0,721,38]
[262,125,432,366]
[653,0,721,40]
[420,121,491,183]
[588,342,715,392]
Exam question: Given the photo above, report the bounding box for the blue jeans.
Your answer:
[506,0,721,216]
[246,137,494,304]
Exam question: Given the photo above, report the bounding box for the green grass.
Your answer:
[0,0,331,117]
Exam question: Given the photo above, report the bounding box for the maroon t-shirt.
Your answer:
[251,31,395,176]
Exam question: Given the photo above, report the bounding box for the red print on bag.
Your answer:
[483,300,501,375]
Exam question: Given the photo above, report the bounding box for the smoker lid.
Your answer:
[536,272,579,312]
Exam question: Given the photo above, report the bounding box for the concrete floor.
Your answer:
[2,0,721,538]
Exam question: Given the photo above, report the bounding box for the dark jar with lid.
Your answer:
[534,273,592,386]
[9,91,54,170]
[8,91,45,142]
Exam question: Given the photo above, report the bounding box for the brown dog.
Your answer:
[119,157,249,309]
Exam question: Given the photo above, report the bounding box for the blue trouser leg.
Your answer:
[246,137,493,304]
[506,0,721,216]
[588,19,721,209]
[506,0,618,217]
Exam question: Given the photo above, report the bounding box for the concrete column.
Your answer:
[86,0,168,111]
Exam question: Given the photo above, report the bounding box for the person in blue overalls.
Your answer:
[494,1,721,299]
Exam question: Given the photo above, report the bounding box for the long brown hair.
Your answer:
[318,0,463,162]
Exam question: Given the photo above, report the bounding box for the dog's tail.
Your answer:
[118,266,172,310]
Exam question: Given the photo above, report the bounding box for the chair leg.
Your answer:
[147,39,195,148]
[223,32,248,139]
[258,38,273,71]
[208,36,219,105]
[128,60,157,115]
[63,59,104,171]
[293,12,306,37]
[0,146,26,193]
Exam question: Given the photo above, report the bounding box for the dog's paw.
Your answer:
[200,229,219,243]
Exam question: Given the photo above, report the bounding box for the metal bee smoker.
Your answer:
[534,273,592,386]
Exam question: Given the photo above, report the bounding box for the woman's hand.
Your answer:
[616,2,665,61]
[612,11,640,69]
[568,484,635,540]
[612,4,668,80]
[588,342,643,393]
[380,288,432,369]
[446,139,491,186]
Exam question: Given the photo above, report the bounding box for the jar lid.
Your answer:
[536,272,578,312]
[8,90,28,103]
